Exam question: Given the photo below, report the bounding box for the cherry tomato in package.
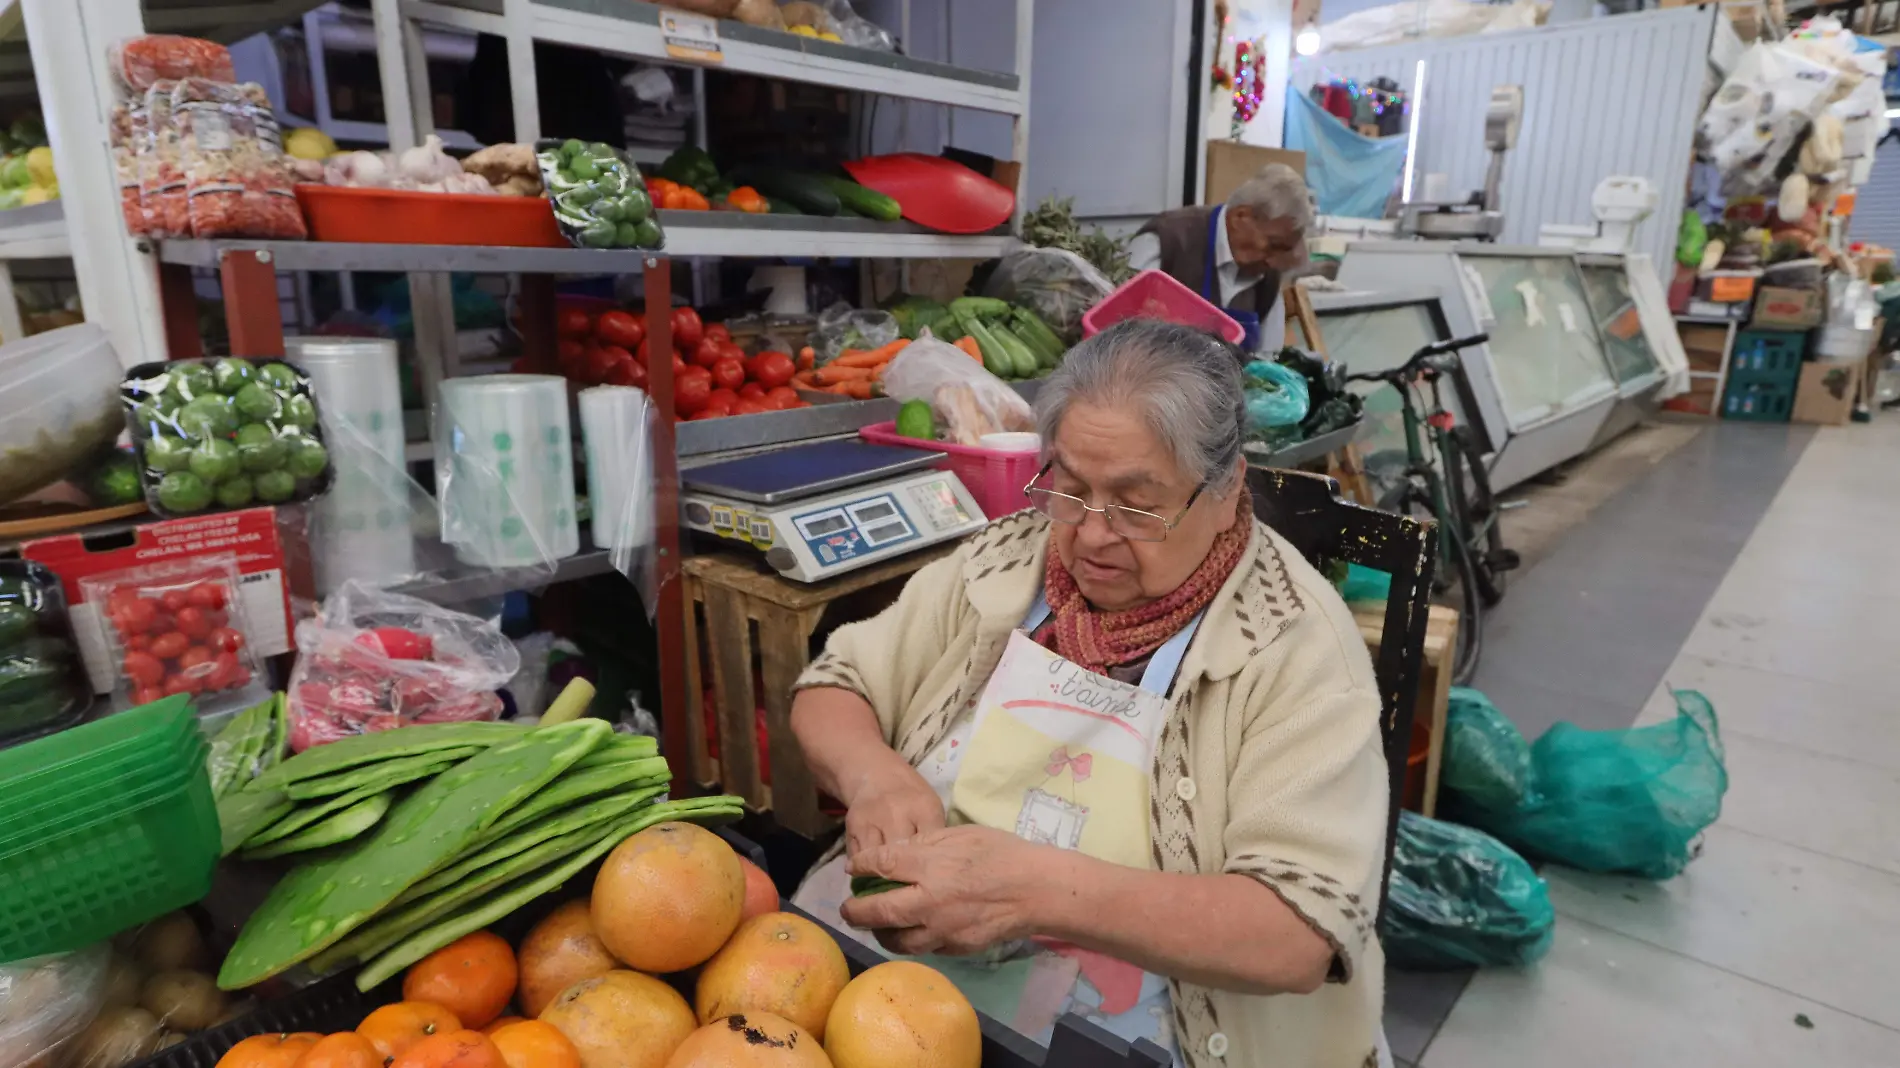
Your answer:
[81,555,263,710]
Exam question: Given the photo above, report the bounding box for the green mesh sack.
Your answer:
[1379,811,1553,970]
[1441,687,1533,811]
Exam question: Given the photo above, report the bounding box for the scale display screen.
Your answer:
[789,493,919,565]
[800,513,852,538]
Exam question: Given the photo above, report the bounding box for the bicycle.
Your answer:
[1348,335,1519,685]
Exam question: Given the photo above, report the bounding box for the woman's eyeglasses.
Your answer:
[1022,462,1205,543]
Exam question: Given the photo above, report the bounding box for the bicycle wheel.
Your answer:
[1387,483,1484,685]
[1445,426,1512,608]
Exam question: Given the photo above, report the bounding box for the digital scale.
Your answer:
[680,440,990,583]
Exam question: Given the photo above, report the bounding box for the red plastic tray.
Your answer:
[1082,269,1244,344]
[294,185,565,247]
[859,421,1039,520]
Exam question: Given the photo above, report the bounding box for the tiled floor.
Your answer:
[1389,417,1900,1066]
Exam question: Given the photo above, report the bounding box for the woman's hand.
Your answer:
[840,826,1054,956]
[843,762,945,860]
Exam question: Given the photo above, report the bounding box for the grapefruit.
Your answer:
[538,970,696,1068]
[695,913,849,1040]
[591,823,743,973]
[738,857,778,921]
[824,962,980,1068]
[517,901,619,1017]
[664,1013,831,1068]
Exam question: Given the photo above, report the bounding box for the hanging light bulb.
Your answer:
[1295,22,1321,56]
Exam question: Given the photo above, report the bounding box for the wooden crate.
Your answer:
[1353,603,1458,816]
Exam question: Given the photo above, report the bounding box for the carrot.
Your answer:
[830,338,909,369]
[954,336,983,362]
[839,378,876,399]
[791,371,816,389]
[813,364,877,386]
[796,346,816,371]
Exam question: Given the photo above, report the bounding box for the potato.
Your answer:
[100,953,143,1009]
[130,914,207,974]
[63,1007,159,1068]
[733,0,785,29]
[139,971,226,1032]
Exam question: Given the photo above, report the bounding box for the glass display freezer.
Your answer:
[1575,252,1670,448]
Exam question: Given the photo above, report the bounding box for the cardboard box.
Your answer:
[1204,142,1306,205]
[1752,286,1825,329]
[23,508,295,694]
[1793,360,1862,426]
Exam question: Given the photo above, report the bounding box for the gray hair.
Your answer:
[1227,162,1315,232]
[1035,319,1246,493]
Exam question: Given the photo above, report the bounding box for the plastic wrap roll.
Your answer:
[286,337,415,593]
[434,374,578,569]
[578,385,658,617]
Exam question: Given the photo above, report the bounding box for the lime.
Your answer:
[142,435,194,473]
[895,399,937,440]
[211,357,256,394]
[237,434,287,473]
[253,469,296,503]
[286,438,329,480]
[175,394,238,439]
[256,362,301,392]
[188,439,241,483]
[234,381,281,421]
[155,471,213,513]
[281,394,318,430]
[215,475,255,508]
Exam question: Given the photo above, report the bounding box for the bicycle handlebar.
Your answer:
[1346,333,1490,384]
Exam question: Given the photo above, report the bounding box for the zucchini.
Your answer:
[1011,308,1067,365]
[765,196,804,215]
[988,322,1041,378]
[950,296,1012,321]
[732,167,840,216]
[812,175,902,222]
[956,310,1016,379]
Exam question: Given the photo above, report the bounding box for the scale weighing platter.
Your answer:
[682,444,989,582]
[682,440,944,504]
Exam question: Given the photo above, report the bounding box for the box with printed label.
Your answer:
[23,508,293,694]
[1751,286,1825,329]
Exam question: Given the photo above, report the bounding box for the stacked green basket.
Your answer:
[0,695,219,960]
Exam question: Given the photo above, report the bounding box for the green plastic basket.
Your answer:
[0,697,220,961]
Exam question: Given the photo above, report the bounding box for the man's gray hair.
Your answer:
[1035,319,1246,493]
[1226,162,1315,232]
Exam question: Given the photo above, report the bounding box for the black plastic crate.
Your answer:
[135,829,1167,1068]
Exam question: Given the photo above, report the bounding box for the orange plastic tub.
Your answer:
[294,185,566,247]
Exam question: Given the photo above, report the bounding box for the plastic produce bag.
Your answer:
[285,580,519,752]
[981,247,1113,343]
[813,301,900,364]
[1443,689,1727,879]
[1380,811,1554,971]
[109,36,235,93]
[536,139,662,250]
[881,333,1034,446]
[170,79,306,239]
[0,944,109,1068]
[1441,687,1533,811]
[1241,359,1310,438]
[578,386,659,619]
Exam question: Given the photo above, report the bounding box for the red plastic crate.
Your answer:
[859,421,1040,520]
[1082,269,1244,344]
[294,185,566,247]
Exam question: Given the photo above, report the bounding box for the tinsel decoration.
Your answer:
[1230,40,1264,138]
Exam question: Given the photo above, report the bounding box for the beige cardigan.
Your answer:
[794,510,1389,1068]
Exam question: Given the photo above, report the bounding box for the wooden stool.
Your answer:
[1353,603,1458,816]
[680,546,956,838]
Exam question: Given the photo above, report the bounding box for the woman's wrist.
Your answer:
[1020,845,1102,939]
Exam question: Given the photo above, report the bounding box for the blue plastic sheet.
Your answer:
[1282,90,1408,219]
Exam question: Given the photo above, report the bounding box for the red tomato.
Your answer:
[705,387,739,412]
[174,606,213,640]
[605,357,646,388]
[765,386,802,411]
[674,365,714,417]
[719,341,748,366]
[582,344,622,384]
[162,673,200,697]
[149,631,190,660]
[122,650,165,687]
[126,632,153,653]
[112,597,158,635]
[131,685,165,707]
[731,398,770,416]
[689,408,727,420]
[209,627,246,654]
[690,338,726,370]
[596,310,645,349]
[209,652,243,690]
[186,583,226,610]
[672,353,688,376]
[737,382,766,401]
[354,626,432,660]
[107,587,140,614]
[671,306,704,349]
[160,589,190,613]
[709,356,746,391]
[705,323,732,345]
[750,351,797,389]
[557,306,594,339]
[557,339,586,375]
[178,645,217,672]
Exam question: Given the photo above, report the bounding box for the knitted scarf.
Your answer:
[1040,487,1253,674]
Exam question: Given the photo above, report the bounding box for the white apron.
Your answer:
[796,590,1200,1064]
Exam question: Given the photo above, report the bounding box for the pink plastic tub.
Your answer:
[859,421,1040,520]
[1081,269,1244,344]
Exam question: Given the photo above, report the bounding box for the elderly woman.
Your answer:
[789,320,1388,1067]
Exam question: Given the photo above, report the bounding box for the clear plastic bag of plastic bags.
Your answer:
[981,247,1113,343]
[1442,688,1727,879]
[0,943,109,1068]
[1241,359,1310,438]
[285,580,520,751]
[813,301,900,365]
[578,386,659,619]
[1380,811,1554,971]
[880,332,1035,446]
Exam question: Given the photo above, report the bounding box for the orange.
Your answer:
[292,1033,380,1068]
[823,962,979,1068]
[487,1020,581,1068]
[389,1030,507,1068]
[591,823,743,974]
[695,913,848,1040]
[358,1002,464,1063]
[663,1013,831,1068]
[737,858,778,921]
[403,931,519,1029]
[538,970,696,1068]
[481,1017,527,1036]
[216,1033,323,1068]
[516,901,618,1017]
